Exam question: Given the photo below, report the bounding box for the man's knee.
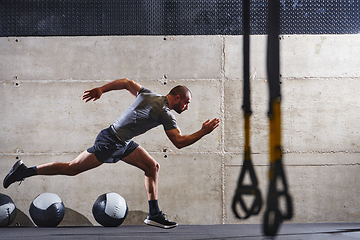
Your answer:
[155,162,160,173]
[152,161,160,175]
[66,162,82,176]
[66,151,102,176]
[146,161,160,178]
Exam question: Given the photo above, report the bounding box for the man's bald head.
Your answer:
[168,85,192,99]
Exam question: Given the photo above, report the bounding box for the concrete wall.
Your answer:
[1,35,359,226]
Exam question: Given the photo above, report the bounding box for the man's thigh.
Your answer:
[69,151,103,173]
[121,146,158,172]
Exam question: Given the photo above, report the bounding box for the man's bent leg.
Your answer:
[122,146,177,229]
[122,146,159,201]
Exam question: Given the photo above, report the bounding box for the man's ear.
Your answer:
[174,95,181,102]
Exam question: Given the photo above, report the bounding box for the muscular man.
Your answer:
[3,78,220,228]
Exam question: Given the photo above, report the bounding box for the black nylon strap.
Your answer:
[242,0,251,115]
[263,0,293,236]
[232,0,262,220]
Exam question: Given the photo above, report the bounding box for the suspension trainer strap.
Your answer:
[242,0,251,115]
[232,0,262,220]
[263,0,293,236]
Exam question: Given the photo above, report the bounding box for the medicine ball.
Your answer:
[92,193,128,227]
[29,193,65,227]
[0,193,17,227]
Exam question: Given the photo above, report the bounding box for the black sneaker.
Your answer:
[144,212,178,229]
[3,160,27,189]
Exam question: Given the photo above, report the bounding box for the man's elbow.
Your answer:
[167,133,187,149]
[174,144,183,149]
[173,142,186,149]
[123,78,134,88]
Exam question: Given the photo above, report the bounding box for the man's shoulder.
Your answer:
[138,87,164,98]
[138,87,156,95]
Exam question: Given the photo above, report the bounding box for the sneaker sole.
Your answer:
[144,219,178,229]
[3,160,24,189]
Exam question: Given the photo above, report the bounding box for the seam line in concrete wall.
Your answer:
[225,163,360,167]
[220,35,226,224]
[0,151,226,156]
[4,79,226,82]
[4,151,360,156]
[5,150,360,156]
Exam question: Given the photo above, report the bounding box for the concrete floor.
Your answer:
[1,223,360,240]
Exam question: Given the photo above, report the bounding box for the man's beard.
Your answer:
[173,102,183,114]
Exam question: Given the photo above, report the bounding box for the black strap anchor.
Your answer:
[232,0,262,220]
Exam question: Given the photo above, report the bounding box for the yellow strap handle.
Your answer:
[269,99,282,164]
[244,113,251,161]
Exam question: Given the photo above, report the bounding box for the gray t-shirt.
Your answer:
[111,87,178,142]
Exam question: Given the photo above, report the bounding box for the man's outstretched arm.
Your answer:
[165,118,220,149]
[82,78,142,102]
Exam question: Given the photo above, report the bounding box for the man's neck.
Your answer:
[165,95,173,110]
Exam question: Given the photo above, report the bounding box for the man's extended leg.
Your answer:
[37,151,102,176]
[3,151,102,188]
[122,146,178,229]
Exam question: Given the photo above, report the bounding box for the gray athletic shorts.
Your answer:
[87,126,139,163]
